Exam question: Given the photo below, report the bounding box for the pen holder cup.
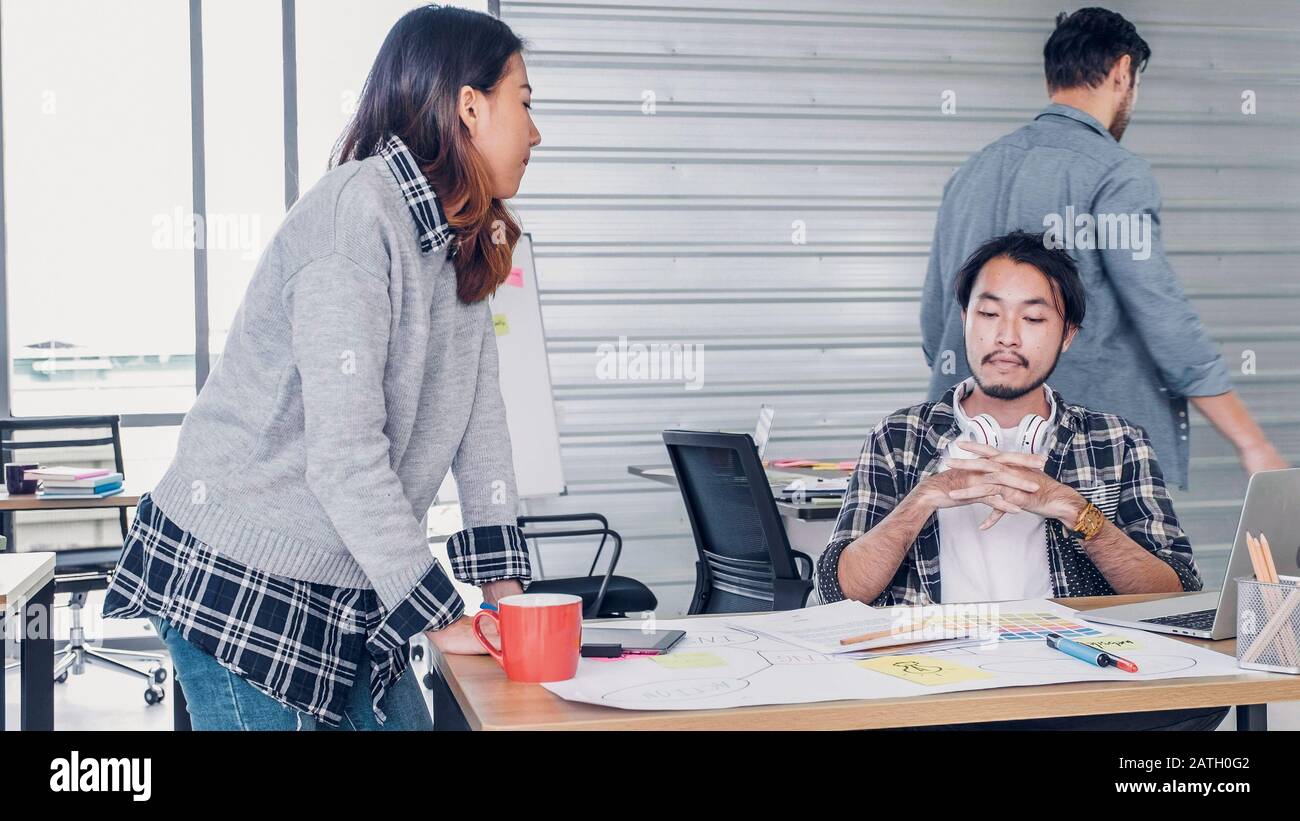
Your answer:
[1236,577,1300,675]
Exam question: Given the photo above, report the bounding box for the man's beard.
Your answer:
[971,347,1062,401]
[1109,89,1134,141]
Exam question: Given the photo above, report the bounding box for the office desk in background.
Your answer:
[628,462,849,560]
[0,487,146,568]
[0,486,144,567]
[0,488,143,513]
[628,463,851,521]
[432,593,1291,731]
[0,551,55,731]
[0,487,191,731]
[0,491,146,730]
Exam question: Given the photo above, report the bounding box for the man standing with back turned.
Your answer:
[921,7,1286,490]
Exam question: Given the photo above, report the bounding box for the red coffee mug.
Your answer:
[472,593,582,683]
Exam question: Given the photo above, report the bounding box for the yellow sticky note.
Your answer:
[492,313,509,336]
[650,652,727,670]
[857,655,993,686]
[1078,635,1143,652]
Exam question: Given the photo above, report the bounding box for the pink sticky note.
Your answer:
[506,266,524,288]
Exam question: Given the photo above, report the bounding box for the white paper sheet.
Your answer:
[541,599,1253,712]
[724,598,988,653]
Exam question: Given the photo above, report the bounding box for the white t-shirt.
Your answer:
[936,385,1056,603]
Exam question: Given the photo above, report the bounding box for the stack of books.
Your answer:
[26,466,125,499]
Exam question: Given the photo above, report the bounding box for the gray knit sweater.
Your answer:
[149,151,522,610]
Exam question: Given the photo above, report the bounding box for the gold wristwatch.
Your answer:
[1067,501,1105,541]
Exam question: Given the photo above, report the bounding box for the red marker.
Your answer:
[1102,653,1139,673]
[1046,632,1140,673]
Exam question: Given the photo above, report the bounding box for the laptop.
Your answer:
[1082,468,1300,640]
[754,404,775,460]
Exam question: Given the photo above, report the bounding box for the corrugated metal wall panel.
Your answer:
[502,0,1300,614]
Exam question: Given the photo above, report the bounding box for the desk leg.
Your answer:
[172,666,191,731]
[425,663,469,731]
[20,580,54,730]
[1235,704,1267,731]
[1,607,6,732]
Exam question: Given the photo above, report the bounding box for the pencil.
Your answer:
[1259,533,1298,664]
[1246,532,1268,582]
[838,615,956,646]
[1260,533,1281,584]
[839,626,906,646]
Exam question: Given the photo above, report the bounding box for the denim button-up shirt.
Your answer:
[921,103,1233,490]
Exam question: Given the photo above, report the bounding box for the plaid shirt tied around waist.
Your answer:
[104,492,529,727]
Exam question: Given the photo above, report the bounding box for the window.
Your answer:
[201,0,287,358]
[295,0,418,192]
[0,2,487,556]
[2,0,196,416]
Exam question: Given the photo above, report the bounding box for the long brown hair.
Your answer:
[332,5,524,303]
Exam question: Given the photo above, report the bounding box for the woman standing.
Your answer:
[103,5,541,730]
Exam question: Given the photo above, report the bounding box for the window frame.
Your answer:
[0,0,302,431]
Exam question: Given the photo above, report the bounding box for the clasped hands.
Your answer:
[920,440,1084,531]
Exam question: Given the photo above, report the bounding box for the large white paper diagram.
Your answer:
[541,599,1251,711]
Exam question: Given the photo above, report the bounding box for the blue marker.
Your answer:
[1045,632,1139,673]
[479,601,498,612]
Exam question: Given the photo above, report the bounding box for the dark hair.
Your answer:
[333,5,525,303]
[954,230,1086,329]
[1043,7,1150,93]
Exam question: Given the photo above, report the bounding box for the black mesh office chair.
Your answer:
[519,513,657,618]
[0,415,167,704]
[662,430,814,614]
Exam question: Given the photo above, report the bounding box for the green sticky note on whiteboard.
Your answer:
[492,313,510,336]
[650,652,726,670]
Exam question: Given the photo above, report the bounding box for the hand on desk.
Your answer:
[480,579,524,606]
[425,581,523,655]
[426,616,491,655]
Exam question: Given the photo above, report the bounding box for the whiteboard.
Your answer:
[437,234,565,501]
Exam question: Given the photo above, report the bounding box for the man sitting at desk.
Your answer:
[818,230,1225,729]
[819,229,1202,609]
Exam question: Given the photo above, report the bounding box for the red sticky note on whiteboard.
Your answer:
[506,266,524,287]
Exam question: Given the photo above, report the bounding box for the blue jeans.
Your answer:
[148,615,434,731]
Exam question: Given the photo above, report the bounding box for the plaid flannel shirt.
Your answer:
[102,135,530,726]
[816,383,1203,606]
[103,494,528,726]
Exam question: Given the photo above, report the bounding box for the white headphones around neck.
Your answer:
[960,411,1052,455]
[954,378,1055,454]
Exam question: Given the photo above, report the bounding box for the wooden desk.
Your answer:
[433,593,1297,731]
[0,552,56,730]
